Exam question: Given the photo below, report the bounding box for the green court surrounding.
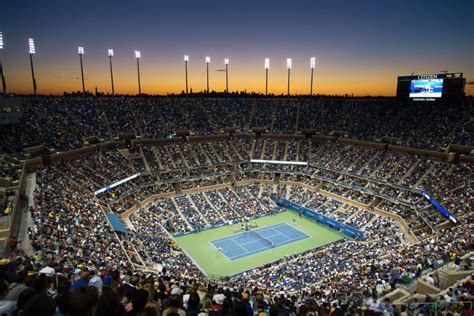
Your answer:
[174,210,345,277]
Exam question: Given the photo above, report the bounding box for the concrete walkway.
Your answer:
[18,172,36,256]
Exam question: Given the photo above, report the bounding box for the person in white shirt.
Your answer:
[367,294,380,312]
[425,275,435,285]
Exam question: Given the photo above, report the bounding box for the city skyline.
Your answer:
[1,0,473,96]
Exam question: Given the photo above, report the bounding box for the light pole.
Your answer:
[0,32,6,96]
[310,57,316,96]
[184,55,189,94]
[205,56,210,94]
[224,58,229,93]
[28,38,37,96]
[78,46,85,94]
[287,58,292,96]
[265,58,269,95]
[135,50,141,95]
[108,49,115,95]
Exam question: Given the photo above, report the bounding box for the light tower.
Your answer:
[135,50,141,95]
[224,58,229,93]
[205,56,210,94]
[108,49,115,95]
[78,46,86,94]
[286,58,292,96]
[310,57,316,96]
[0,32,6,96]
[28,38,37,96]
[184,55,189,94]
[264,58,269,95]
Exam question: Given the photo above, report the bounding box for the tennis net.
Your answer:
[249,229,274,248]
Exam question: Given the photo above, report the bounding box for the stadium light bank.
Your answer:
[184,55,189,94]
[135,50,141,95]
[206,56,210,94]
[28,38,37,95]
[310,57,316,96]
[78,46,86,94]
[264,58,270,95]
[0,32,6,95]
[108,49,115,95]
[224,58,229,93]
[287,58,292,96]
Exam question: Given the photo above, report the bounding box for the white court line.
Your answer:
[231,225,304,259]
[212,223,289,244]
[271,234,310,248]
[211,222,309,261]
[212,233,244,244]
[262,227,287,241]
[228,241,274,260]
[229,234,310,260]
[212,238,248,254]
[271,222,290,228]
[208,240,232,262]
[274,226,296,240]
[238,231,284,246]
[225,223,306,249]
[282,222,310,238]
[266,223,309,245]
[211,236,249,261]
[229,238,249,253]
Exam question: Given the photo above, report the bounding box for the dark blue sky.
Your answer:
[1,0,473,95]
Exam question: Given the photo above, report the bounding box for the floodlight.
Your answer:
[224,58,229,65]
[28,38,36,54]
[287,58,292,69]
[78,47,86,93]
[310,57,316,95]
[184,55,189,94]
[108,49,115,95]
[205,56,210,94]
[0,32,3,50]
[135,51,141,94]
[265,58,269,95]
[28,38,37,95]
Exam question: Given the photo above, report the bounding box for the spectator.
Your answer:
[0,280,16,316]
[68,286,99,316]
[22,293,56,316]
[4,269,28,301]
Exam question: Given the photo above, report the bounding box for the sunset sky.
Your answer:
[1,0,473,96]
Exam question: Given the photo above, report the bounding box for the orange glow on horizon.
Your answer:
[3,56,472,96]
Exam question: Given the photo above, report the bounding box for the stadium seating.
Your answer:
[0,97,472,315]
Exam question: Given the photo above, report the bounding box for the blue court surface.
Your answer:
[211,223,309,261]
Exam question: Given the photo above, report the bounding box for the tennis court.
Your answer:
[211,223,309,260]
[175,211,345,277]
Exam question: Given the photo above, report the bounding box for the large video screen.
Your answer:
[409,79,444,98]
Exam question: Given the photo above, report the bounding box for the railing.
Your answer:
[108,165,423,212]
[390,301,473,314]
[5,163,28,255]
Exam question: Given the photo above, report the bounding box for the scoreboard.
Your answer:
[396,73,465,102]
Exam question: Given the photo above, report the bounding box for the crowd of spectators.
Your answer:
[0,97,473,314]
[0,245,472,316]
[1,98,472,155]
[22,137,471,270]
[30,167,130,269]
